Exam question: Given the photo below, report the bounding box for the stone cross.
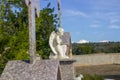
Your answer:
[25,0,40,64]
[57,0,62,27]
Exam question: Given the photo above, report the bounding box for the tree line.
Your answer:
[72,42,120,55]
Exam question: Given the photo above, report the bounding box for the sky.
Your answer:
[40,0,120,43]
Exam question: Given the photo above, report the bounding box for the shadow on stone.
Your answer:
[22,60,30,63]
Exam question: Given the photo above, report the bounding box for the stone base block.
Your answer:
[0,59,76,80]
[0,60,59,80]
[58,59,76,80]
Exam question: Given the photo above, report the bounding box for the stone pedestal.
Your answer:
[0,59,76,80]
[0,60,59,80]
[58,59,76,80]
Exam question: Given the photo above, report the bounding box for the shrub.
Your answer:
[82,74,104,80]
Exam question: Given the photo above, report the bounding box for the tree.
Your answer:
[76,45,93,55]
[0,0,29,74]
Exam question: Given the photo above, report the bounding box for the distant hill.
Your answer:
[72,42,120,55]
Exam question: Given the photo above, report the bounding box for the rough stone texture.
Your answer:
[0,60,59,80]
[73,53,120,66]
[0,59,76,80]
[57,0,62,28]
[25,0,40,64]
[58,59,76,80]
[62,32,72,58]
[62,32,71,45]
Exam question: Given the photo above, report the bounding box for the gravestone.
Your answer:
[0,0,76,80]
[0,60,76,80]
[25,0,40,64]
[58,59,76,80]
[0,0,60,80]
[62,32,73,58]
[0,60,59,80]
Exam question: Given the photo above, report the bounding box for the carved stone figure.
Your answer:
[49,28,69,59]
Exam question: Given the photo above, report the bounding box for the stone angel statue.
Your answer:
[49,28,69,59]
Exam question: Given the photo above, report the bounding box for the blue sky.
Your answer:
[41,0,120,42]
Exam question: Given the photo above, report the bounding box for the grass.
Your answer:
[83,74,104,80]
[75,64,120,75]
[75,64,120,80]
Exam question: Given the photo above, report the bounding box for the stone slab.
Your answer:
[58,59,76,80]
[0,60,59,80]
[62,32,72,57]
[62,32,71,45]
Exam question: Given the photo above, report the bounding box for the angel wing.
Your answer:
[49,31,58,55]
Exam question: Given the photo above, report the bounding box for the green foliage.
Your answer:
[0,0,29,74]
[0,0,5,19]
[72,42,120,55]
[72,43,79,55]
[82,74,104,80]
[73,43,94,55]
[77,45,93,55]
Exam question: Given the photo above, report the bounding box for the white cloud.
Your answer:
[100,40,109,43]
[72,41,75,43]
[109,25,120,29]
[64,9,88,17]
[77,39,89,44]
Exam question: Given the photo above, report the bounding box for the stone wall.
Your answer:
[73,53,120,66]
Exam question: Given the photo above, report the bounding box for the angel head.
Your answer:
[58,27,64,35]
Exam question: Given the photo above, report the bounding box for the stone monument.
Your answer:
[49,27,76,80]
[0,0,59,80]
[25,0,40,64]
[49,27,69,59]
[49,0,73,59]
[0,0,76,80]
[0,60,59,80]
[49,0,76,80]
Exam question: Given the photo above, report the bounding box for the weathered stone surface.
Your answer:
[73,53,120,66]
[25,0,40,64]
[58,59,76,80]
[0,59,76,80]
[62,32,71,45]
[62,32,72,58]
[0,60,59,80]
